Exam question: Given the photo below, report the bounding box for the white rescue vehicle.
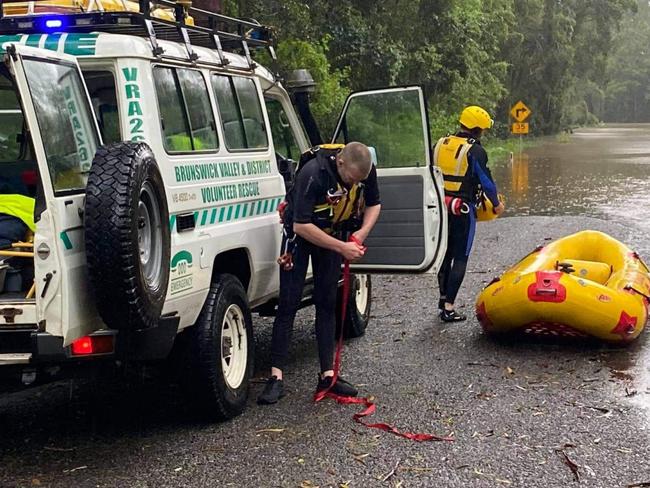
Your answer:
[0,0,447,419]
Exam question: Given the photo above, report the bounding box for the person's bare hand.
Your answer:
[340,241,365,261]
[352,229,369,245]
[494,202,505,215]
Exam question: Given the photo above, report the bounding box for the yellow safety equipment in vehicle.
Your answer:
[459,105,493,130]
[0,194,35,231]
[2,0,195,25]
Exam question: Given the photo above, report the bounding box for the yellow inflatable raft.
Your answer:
[476,230,650,343]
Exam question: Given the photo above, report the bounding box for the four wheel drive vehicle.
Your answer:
[0,0,447,419]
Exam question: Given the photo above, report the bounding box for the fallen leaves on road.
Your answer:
[350,452,370,465]
[381,459,401,482]
[556,449,579,482]
[255,428,285,434]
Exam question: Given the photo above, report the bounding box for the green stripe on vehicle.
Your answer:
[62,33,99,56]
[60,231,73,250]
[25,34,42,47]
[168,197,282,232]
[44,33,62,51]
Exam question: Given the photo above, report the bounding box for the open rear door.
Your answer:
[7,43,103,345]
[333,86,447,273]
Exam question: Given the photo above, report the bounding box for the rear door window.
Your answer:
[211,74,268,151]
[153,66,218,152]
[23,58,99,194]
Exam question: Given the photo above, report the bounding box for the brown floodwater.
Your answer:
[491,124,650,412]
[492,125,650,238]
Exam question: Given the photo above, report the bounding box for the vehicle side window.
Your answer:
[264,97,301,161]
[211,74,268,151]
[153,66,218,152]
[82,70,121,144]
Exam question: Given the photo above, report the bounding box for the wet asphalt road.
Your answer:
[1,215,649,488]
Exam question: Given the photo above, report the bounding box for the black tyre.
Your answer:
[85,142,170,331]
[185,274,254,420]
[336,273,372,339]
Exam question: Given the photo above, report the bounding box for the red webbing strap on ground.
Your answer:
[313,237,453,443]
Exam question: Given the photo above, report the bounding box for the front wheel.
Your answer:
[184,274,254,420]
[336,273,372,339]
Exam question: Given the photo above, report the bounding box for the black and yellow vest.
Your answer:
[285,144,364,235]
[433,135,475,199]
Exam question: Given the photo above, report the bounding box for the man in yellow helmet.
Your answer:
[433,105,505,322]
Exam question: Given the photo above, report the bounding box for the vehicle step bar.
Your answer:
[0,352,31,365]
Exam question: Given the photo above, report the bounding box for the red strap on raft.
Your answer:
[313,236,453,443]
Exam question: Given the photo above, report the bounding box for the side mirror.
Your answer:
[277,155,296,187]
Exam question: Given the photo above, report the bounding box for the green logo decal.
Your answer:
[170,250,193,295]
[171,250,193,269]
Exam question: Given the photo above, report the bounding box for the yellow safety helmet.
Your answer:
[477,193,505,222]
[459,106,494,130]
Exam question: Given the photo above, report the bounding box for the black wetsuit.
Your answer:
[270,149,380,372]
[437,132,499,305]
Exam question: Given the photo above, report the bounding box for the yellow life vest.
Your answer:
[0,194,35,231]
[433,135,473,194]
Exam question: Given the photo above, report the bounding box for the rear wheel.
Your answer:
[336,273,372,339]
[184,274,253,420]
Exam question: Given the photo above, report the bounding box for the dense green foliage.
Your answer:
[218,0,641,134]
[603,0,650,122]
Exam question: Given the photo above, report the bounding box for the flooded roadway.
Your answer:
[1,125,650,487]
[493,124,650,238]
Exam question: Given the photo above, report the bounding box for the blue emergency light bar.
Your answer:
[0,0,274,67]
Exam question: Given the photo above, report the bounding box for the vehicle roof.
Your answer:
[0,31,276,82]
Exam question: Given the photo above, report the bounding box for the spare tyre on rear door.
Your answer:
[85,142,171,331]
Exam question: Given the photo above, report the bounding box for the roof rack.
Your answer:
[0,0,276,70]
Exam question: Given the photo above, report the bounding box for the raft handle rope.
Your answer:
[313,235,454,443]
[624,285,650,304]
